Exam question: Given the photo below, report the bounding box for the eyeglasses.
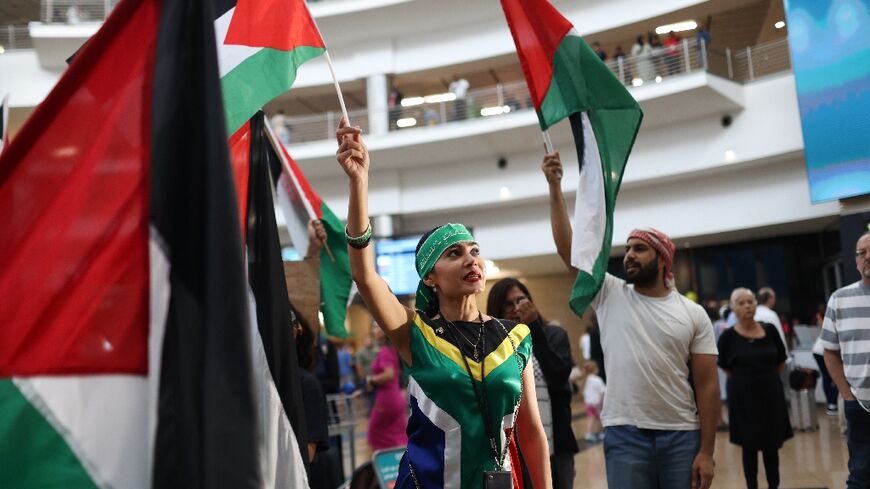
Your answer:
[503,296,529,311]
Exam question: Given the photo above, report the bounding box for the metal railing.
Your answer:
[281,38,714,144]
[325,393,369,475]
[41,0,119,24]
[0,25,33,51]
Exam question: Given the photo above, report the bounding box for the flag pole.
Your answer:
[542,129,555,154]
[263,114,336,263]
[323,50,350,125]
[304,1,350,126]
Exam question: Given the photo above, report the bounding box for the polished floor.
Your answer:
[570,403,849,489]
[341,395,850,488]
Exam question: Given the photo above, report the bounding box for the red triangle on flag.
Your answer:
[223,0,325,52]
[501,0,574,110]
[0,0,154,376]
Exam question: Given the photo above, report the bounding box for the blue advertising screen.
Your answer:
[785,0,870,202]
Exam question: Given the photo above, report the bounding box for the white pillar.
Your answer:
[367,73,389,136]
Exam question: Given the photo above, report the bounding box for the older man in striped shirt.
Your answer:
[822,231,870,489]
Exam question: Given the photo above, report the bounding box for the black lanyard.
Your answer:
[443,317,502,466]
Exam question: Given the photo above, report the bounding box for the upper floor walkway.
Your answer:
[279,37,790,149]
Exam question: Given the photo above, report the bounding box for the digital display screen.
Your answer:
[785,0,870,202]
[375,235,422,296]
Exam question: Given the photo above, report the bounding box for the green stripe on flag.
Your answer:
[0,380,98,488]
[318,204,352,339]
[540,35,642,316]
[539,35,638,131]
[221,45,326,135]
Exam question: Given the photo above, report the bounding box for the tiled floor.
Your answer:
[571,403,849,489]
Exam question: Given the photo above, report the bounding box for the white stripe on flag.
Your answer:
[147,226,171,479]
[246,288,309,489]
[571,112,607,274]
[6,231,173,489]
[214,8,261,78]
[265,118,318,258]
[14,376,150,489]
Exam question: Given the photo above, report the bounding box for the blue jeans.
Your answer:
[604,425,700,489]
[845,400,870,489]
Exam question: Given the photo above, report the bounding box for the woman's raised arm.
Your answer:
[336,118,414,362]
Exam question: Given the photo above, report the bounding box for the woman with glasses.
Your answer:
[487,278,578,489]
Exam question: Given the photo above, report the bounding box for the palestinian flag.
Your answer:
[0,0,259,486]
[229,112,310,487]
[0,94,8,156]
[501,0,643,315]
[267,122,352,339]
[214,0,326,135]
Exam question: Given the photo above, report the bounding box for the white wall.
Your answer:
[0,50,63,108]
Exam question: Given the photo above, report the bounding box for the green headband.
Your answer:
[415,223,475,311]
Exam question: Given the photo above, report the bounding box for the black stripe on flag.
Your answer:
[569,112,586,175]
[246,112,309,472]
[150,0,259,486]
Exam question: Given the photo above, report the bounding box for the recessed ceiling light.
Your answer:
[655,20,698,35]
[775,20,786,29]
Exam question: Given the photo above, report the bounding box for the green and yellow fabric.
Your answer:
[395,312,531,489]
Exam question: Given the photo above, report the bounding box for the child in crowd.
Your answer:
[583,360,606,443]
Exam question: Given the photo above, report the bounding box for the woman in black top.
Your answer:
[718,288,793,489]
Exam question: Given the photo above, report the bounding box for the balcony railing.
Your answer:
[41,0,120,24]
[0,25,33,51]
[278,37,792,145]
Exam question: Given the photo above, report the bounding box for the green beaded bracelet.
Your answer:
[345,221,373,249]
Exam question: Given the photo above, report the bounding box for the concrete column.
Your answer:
[367,73,389,136]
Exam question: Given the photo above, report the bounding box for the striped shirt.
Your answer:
[820,280,870,412]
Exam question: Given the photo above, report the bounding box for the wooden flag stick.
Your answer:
[542,129,555,154]
[324,50,350,125]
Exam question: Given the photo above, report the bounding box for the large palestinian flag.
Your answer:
[229,112,311,487]
[0,0,260,486]
[501,0,643,315]
[213,0,326,134]
[266,121,352,339]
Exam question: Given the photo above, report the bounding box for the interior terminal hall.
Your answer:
[1,0,869,488]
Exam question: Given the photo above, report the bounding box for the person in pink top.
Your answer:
[366,325,409,452]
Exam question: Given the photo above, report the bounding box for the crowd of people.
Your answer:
[290,120,870,489]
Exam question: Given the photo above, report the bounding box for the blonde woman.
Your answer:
[717,288,792,489]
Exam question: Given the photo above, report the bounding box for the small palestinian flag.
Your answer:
[266,123,352,339]
[214,0,326,134]
[501,0,643,315]
[0,0,259,486]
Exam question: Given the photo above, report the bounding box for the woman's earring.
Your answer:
[431,285,437,293]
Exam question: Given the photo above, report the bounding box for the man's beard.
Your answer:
[625,257,659,287]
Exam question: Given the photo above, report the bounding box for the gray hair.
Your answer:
[730,287,755,308]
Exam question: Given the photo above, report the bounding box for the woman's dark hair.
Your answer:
[486,277,545,323]
[293,306,319,371]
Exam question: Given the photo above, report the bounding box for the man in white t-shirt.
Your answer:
[544,155,719,489]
